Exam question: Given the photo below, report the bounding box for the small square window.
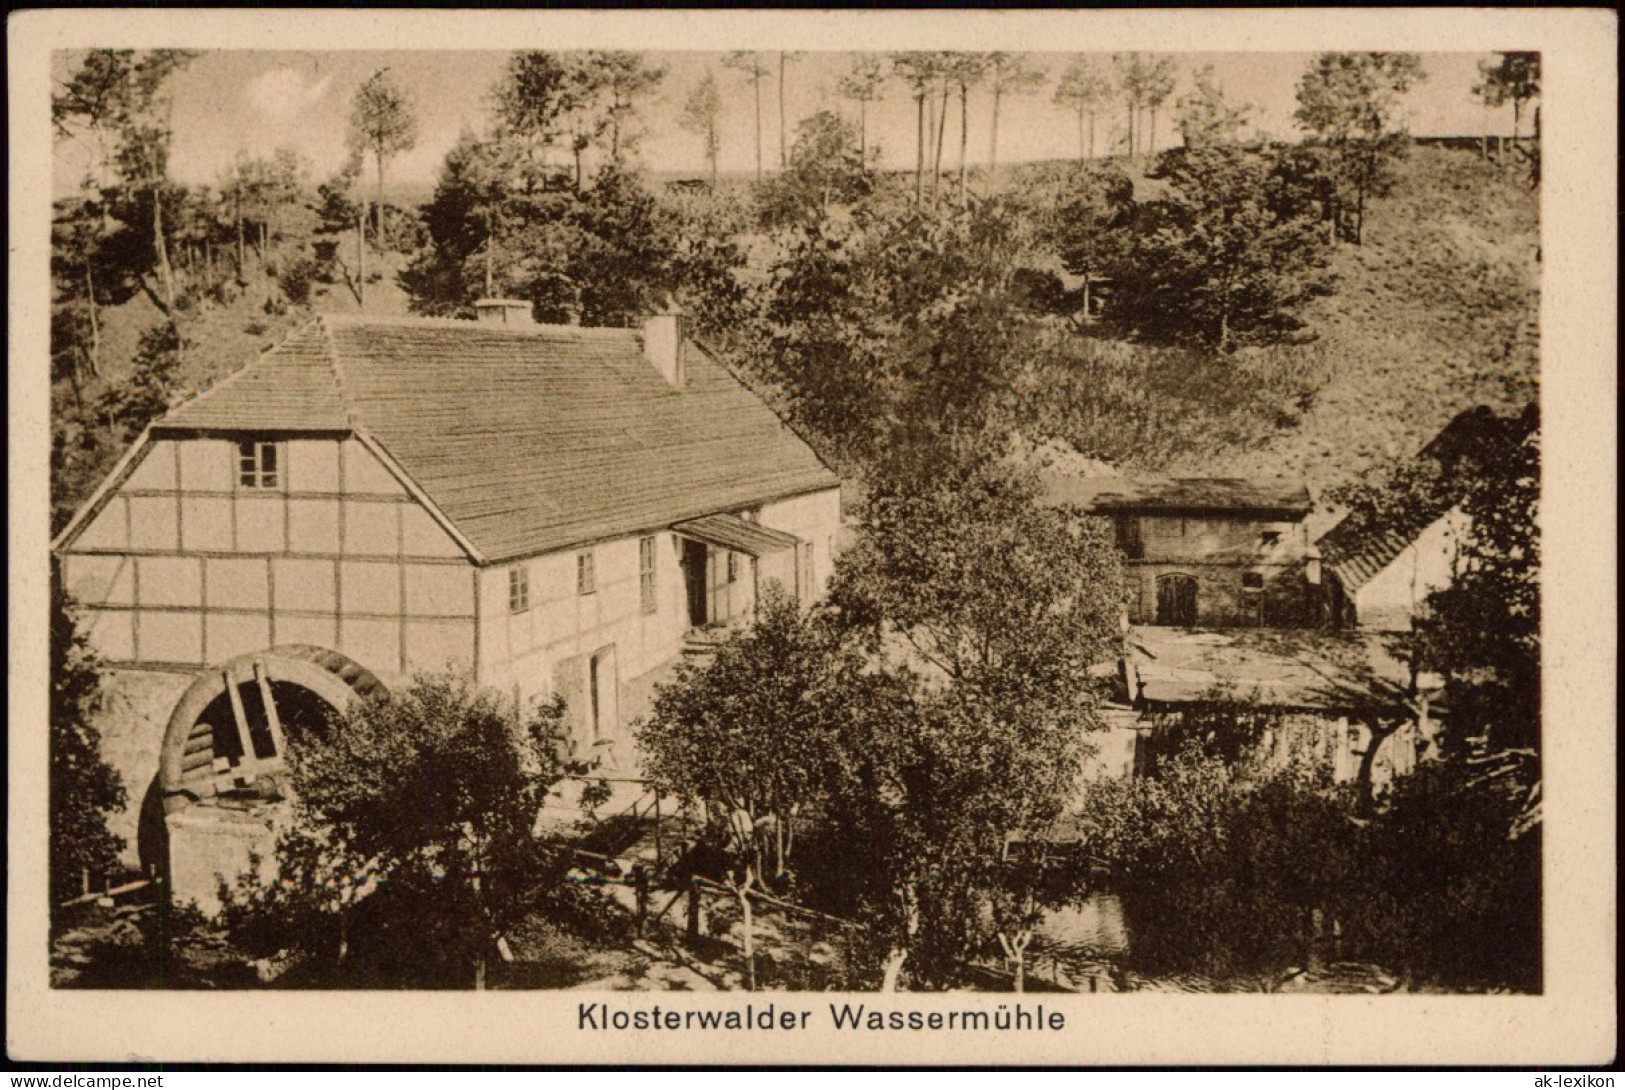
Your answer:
[237,440,280,489]
[577,552,596,596]
[1242,572,1265,590]
[1260,530,1282,547]
[508,567,530,614]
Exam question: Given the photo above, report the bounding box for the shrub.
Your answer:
[224,673,578,988]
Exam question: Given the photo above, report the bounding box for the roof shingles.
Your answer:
[159,315,837,562]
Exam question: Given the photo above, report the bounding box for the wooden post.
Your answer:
[223,669,258,783]
[633,866,650,936]
[253,660,287,759]
[686,875,704,942]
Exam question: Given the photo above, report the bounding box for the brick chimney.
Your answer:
[643,302,687,388]
[474,298,534,327]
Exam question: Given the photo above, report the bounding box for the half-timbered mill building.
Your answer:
[51,302,842,906]
[1044,475,1319,627]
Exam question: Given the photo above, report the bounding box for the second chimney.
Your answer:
[643,305,687,388]
[474,298,534,327]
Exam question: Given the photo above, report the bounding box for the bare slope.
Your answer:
[1200,146,1539,489]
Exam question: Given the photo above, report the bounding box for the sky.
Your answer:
[52,49,1523,198]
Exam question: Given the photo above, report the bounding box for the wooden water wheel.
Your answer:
[158,645,387,814]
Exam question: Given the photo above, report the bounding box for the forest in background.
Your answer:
[49,49,1539,533]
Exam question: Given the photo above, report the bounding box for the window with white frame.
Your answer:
[577,551,596,596]
[237,440,281,489]
[508,566,530,614]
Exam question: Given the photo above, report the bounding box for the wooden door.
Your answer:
[1155,574,1199,626]
[681,538,708,627]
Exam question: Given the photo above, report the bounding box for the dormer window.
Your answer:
[237,440,280,489]
[1260,530,1282,547]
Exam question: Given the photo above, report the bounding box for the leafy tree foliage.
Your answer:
[50,582,128,912]
[97,322,188,443]
[680,71,723,187]
[757,110,872,227]
[347,68,419,240]
[1416,405,1540,762]
[1175,66,1252,148]
[816,446,1123,986]
[52,50,199,315]
[1097,145,1332,348]
[639,588,854,880]
[1474,52,1540,144]
[402,133,680,326]
[1053,57,1112,161]
[270,672,574,988]
[1294,52,1427,245]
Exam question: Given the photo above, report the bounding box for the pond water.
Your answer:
[1025,890,1315,994]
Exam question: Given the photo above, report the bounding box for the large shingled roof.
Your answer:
[1043,474,1312,517]
[157,314,838,563]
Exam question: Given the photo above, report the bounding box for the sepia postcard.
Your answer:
[7,7,1616,1067]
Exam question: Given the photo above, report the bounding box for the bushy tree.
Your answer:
[1054,57,1112,161]
[757,110,872,227]
[50,583,128,913]
[680,71,723,187]
[254,673,575,988]
[402,133,679,325]
[1293,52,1426,245]
[98,321,188,442]
[347,68,419,242]
[1175,66,1252,148]
[639,588,852,881]
[1103,144,1333,348]
[819,443,1124,986]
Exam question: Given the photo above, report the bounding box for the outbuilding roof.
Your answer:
[1044,475,1312,517]
[1316,405,1535,593]
[1124,627,1423,713]
[154,314,838,563]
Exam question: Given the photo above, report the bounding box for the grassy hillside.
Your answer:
[1192,146,1539,492]
[63,145,1537,531]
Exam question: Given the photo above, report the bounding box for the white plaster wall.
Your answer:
[1354,508,1467,631]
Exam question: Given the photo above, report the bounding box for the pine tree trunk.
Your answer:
[1077,108,1086,162]
[914,94,925,204]
[859,101,867,163]
[1126,103,1135,159]
[778,54,788,171]
[152,176,175,316]
[753,75,763,182]
[1148,107,1157,160]
[375,154,386,247]
[84,260,100,377]
[988,90,1002,194]
[958,84,970,207]
[356,203,367,310]
[932,88,949,199]
[1088,112,1096,160]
